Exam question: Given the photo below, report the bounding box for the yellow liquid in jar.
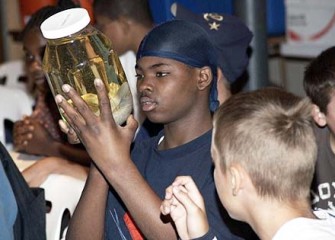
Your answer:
[67,82,133,125]
[43,28,132,125]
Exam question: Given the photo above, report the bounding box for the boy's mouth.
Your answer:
[34,77,45,85]
[140,96,157,112]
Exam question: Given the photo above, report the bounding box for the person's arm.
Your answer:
[43,140,91,166]
[66,164,109,240]
[22,156,89,187]
[104,155,178,239]
[161,176,209,240]
[56,79,178,239]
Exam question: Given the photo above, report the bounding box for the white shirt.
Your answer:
[119,51,145,125]
[273,210,335,240]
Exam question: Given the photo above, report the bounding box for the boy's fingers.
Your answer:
[94,79,114,124]
[160,200,172,215]
[164,185,174,200]
[173,176,201,195]
[58,119,69,133]
[60,84,96,126]
[126,115,138,132]
[173,176,193,187]
[172,186,199,213]
[58,119,81,144]
[55,94,84,134]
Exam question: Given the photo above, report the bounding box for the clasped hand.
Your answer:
[160,176,209,240]
[13,116,54,156]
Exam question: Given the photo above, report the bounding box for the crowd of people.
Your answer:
[0,0,335,239]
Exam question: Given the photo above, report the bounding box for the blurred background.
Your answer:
[0,0,334,95]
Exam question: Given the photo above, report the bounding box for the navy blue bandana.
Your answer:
[137,20,220,112]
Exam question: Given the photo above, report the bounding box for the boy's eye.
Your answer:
[25,52,35,63]
[24,47,45,64]
[156,72,168,77]
[135,74,144,81]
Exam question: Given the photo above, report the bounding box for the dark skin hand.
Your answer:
[56,82,138,167]
[57,79,178,240]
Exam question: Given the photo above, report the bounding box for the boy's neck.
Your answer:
[249,198,315,240]
[158,114,213,150]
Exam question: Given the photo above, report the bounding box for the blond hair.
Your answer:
[213,87,317,201]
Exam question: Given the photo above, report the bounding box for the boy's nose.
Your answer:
[137,77,153,94]
[26,55,43,68]
[28,60,43,72]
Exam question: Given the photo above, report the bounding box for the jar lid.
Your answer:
[40,8,90,39]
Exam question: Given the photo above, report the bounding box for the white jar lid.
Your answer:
[40,8,90,39]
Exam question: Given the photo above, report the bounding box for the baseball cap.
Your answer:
[172,3,253,83]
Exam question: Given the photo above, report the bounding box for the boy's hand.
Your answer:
[161,184,188,239]
[161,176,209,240]
[55,79,138,173]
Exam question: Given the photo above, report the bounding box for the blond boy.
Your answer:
[161,87,335,240]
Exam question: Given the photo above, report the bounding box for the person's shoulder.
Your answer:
[273,210,335,240]
[313,124,330,141]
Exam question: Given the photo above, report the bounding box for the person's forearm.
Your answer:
[46,141,91,166]
[102,159,178,240]
[66,165,108,240]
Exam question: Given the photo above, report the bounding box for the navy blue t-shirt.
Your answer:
[104,130,239,240]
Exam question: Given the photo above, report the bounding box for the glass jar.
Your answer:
[40,8,132,125]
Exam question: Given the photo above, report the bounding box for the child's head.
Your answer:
[212,87,317,220]
[93,0,153,55]
[173,3,252,84]
[21,3,76,95]
[303,46,335,130]
[172,3,253,103]
[135,20,220,122]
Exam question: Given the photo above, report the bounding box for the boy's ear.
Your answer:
[230,164,253,197]
[312,104,327,127]
[229,165,243,196]
[197,66,213,90]
[118,16,132,33]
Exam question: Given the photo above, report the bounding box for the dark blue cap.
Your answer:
[172,3,253,83]
[137,19,220,112]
